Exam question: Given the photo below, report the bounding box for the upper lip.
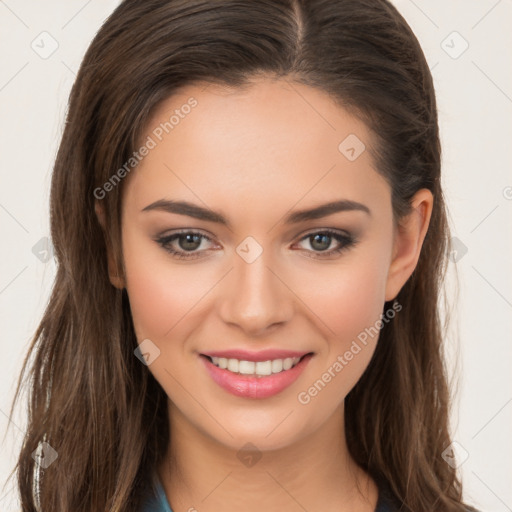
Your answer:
[201,349,312,362]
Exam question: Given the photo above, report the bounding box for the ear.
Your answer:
[385,188,433,301]
[94,201,125,290]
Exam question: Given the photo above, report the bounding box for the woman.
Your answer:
[8,0,480,511]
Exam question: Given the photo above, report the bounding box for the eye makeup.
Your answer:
[154,228,359,261]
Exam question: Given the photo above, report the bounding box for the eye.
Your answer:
[155,228,357,261]
[155,230,216,260]
[293,229,357,258]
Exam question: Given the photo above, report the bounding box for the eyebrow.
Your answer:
[141,198,371,228]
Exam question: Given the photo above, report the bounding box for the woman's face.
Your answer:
[113,78,425,451]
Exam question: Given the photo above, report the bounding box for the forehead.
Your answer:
[122,78,389,217]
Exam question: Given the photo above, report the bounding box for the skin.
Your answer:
[96,77,433,512]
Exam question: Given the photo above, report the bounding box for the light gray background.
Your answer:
[1,1,511,511]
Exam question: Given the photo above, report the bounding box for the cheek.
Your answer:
[294,252,391,346]
[121,230,215,341]
[293,256,391,419]
[328,262,388,341]
[123,226,392,347]
[291,242,392,390]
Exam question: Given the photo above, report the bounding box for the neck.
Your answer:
[158,400,378,512]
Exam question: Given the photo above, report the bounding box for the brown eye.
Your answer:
[177,233,203,251]
[156,231,215,260]
[295,229,357,258]
[309,233,333,251]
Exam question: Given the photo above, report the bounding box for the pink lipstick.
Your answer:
[199,351,313,399]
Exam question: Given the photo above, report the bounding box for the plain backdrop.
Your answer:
[1,1,511,511]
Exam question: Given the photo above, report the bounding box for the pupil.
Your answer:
[180,234,201,251]
[311,233,330,251]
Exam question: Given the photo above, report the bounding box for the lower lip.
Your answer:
[200,354,313,399]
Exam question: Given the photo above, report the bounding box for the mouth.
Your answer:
[199,352,314,399]
[200,352,313,377]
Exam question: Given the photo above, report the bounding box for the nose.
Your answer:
[218,247,294,337]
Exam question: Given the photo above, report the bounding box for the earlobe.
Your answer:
[385,189,433,301]
[94,201,126,290]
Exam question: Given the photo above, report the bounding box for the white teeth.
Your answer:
[210,356,302,376]
[227,358,238,373]
[271,359,283,373]
[255,360,272,376]
[283,357,294,370]
[238,360,255,375]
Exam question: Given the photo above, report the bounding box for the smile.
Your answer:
[209,356,302,376]
[200,353,313,399]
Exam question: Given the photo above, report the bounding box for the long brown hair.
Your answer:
[6,0,475,510]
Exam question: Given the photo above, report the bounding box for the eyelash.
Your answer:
[155,229,357,261]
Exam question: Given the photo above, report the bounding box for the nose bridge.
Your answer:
[219,238,293,334]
